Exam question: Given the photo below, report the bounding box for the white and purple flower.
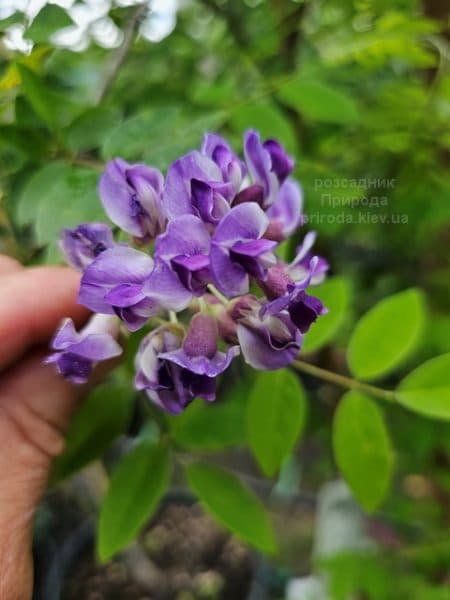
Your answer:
[46,315,122,383]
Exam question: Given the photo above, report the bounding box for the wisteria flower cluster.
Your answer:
[48,130,329,414]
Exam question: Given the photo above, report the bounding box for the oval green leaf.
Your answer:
[51,381,133,483]
[170,380,248,450]
[98,440,171,562]
[302,277,351,353]
[186,462,277,554]
[347,288,426,380]
[333,391,394,512]
[277,79,360,125]
[247,369,307,476]
[396,353,450,420]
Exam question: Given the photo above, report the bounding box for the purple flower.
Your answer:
[210,203,277,297]
[161,313,239,402]
[233,296,301,370]
[201,133,246,191]
[261,257,328,334]
[99,158,165,241]
[78,245,156,331]
[45,315,122,383]
[60,223,115,271]
[164,151,234,224]
[265,180,303,241]
[135,315,238,414]
[154,215,211,296]
[135,327,191,414]
[244,130,294,208]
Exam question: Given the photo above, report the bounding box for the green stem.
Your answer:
[207,284,229,306]
[292,359,396,403]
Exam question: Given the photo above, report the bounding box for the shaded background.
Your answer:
[1,1,450,599]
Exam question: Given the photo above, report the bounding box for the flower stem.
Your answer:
[292,359,396,403]
[207,284,229,306]
[169,311,178,324]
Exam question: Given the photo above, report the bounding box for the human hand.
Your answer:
[0,255,90,600]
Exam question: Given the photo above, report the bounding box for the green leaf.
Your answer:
[98,439,171,562]
[51,381,133,483]
[170,380,248,450]
[230,99,298,153]
[396,354,450,420]
[186,462,277,554]
[277,79,360,125]
[0,11,24,31]
[26,4,74,44]
[332,391,394,512]
[302,277,351,353]
[102,108,226,169]
[64,106,121,152]
[16,64,77,129]
[347,289,426,380]
[246,370,307,476]
[17,162,104,249]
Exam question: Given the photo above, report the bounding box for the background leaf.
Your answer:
[302,276,351,353]
[98,439,171,562]
[186,462,277,554]
[102,108,226,169]
[396,354,450,420]
[246,369,307,476]
[25,4,74,44]
[347,289,426,380]
[333,391,394,512]
[277,78,360,125]
[17,161,104,249]
[170,379,248,450]
[51,380,133,483]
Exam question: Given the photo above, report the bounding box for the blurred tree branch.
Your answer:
[96,2,149,104]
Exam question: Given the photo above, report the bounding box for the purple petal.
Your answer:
[161,346,238,377]
[99,159,142,237]
[104,283,146,307]
[262,138,294,183]
[237,320,300,371]
[164,151,223,220]
[210,244,249,298]
[144,260,193,312]
[68,334,122,361]
[52,318,79,350]
[155,215,210,261]
[244,130,278,206]
[266,180,303,239]
[60,222,114,271]
[212,202,269,245]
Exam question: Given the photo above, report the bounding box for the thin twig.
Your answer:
[292,359,397,403]
[96,2,149,104]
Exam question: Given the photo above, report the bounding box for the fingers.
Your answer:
[0,266,90,371]
[0,255,23,276]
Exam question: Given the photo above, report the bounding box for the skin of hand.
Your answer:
[0,255,91,600]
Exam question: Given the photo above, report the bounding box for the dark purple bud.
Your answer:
[60,223,114,271]
[287,287,327,333]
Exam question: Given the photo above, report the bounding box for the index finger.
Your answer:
[0,266,90,371]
